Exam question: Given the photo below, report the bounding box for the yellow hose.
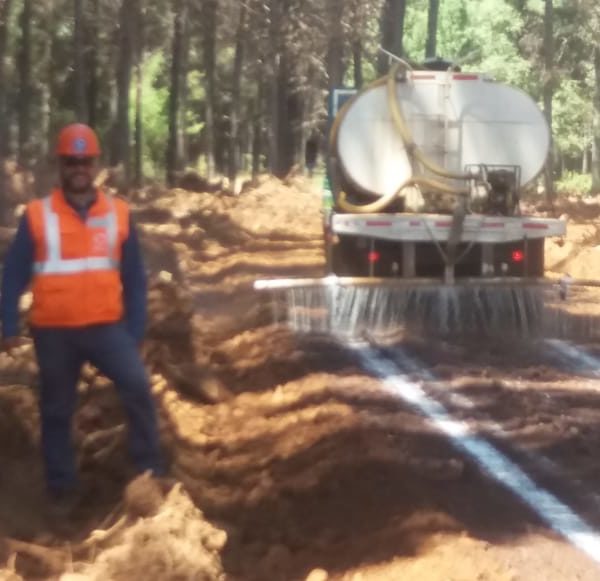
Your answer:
[386,62,472,182]
[337,177,468,213]
[330,62,471,214]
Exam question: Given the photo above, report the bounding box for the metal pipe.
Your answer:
[253,275,570,292]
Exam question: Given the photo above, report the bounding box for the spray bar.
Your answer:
[254,276,600,292]
[253,276,565,291]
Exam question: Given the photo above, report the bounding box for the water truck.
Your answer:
[255,58,582,339]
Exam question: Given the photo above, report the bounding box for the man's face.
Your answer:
[59,156,97,194]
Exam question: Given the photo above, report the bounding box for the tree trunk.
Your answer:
[112,0,134,186]
[18,0,32,168]
[179,12,190,171]
[47,0,60,154]
[88,0,100,128]
[0,0,12,218]
[202,0,217,179]
[39,12,51,164]
[543,0,554,200]
[134,0,144,188]
[267,0,299,178]
[74,0,87,122]
[0,0,13,158]
[108,30,118,153]
[166,0,187,187]
[326,0,345,89]
[252,83,263,179]
[275,53,296,177]
[426,0,440,59]
[134,61,143,187]
[267,0,281,175]
[353,39,364,89]
[591,45,600,193]
[228,2,247,188]
[377,0,407,74]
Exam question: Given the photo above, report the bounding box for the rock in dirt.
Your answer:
[258,543,293,578]
[68,484,227,581]
[305,568,329,581]
[123,472,165,519]
[0,571,23,581]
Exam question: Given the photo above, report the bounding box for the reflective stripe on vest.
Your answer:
[33,196,120,275]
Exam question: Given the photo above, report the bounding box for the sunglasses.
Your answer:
[62,157,95,167]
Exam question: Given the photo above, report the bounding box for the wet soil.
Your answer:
[1,179,600,579]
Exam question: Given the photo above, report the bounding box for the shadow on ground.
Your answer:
[157,351,553,581]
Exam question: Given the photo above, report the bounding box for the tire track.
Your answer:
[350,339,600,568]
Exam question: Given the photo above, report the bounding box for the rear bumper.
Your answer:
[331,213,566,243]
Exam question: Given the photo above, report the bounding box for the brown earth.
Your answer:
[1,177,600,579]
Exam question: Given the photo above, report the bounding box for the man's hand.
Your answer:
[2,336,28,354]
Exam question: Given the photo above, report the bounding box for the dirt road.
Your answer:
[2,177,600,580]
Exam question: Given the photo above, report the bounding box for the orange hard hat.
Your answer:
[56,123,101,157]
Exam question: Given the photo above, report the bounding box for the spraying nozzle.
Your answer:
[559,274,572,301]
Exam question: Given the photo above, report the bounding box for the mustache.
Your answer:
[63,173,93,192]
[66,172,92,181]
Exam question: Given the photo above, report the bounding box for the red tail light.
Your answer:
[368,251,381,263]
[511,250,525,263]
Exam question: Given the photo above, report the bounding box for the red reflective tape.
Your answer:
[453,74,479,81]
[482,222,504,228]
[412,74,436,80]
[366,220,393,227]
[435,221,452,228]
[409,221,421,227]
[523,223,548,230]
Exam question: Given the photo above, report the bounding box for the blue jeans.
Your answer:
[32,323,163,493]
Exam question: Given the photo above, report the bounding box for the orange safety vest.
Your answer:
[26,188,130,328]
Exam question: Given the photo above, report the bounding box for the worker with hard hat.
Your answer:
[0,123,163,513]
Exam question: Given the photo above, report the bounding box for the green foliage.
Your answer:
[396,0,598,174]
[184,69,206,137]
[403,0,532,87]
[130,52,169,176]
[553,80,592,158]
[556,171,592,195]
[2,0,600,183]
[127,52,207,176]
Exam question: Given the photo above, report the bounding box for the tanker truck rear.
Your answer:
[322,60,565,284]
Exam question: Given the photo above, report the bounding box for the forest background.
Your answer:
[0,0,598,203]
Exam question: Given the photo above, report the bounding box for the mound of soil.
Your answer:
[2,178,600,580]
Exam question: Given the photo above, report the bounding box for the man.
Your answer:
[0,123,163,511]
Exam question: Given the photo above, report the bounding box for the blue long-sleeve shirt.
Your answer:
[0,207,147,342]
